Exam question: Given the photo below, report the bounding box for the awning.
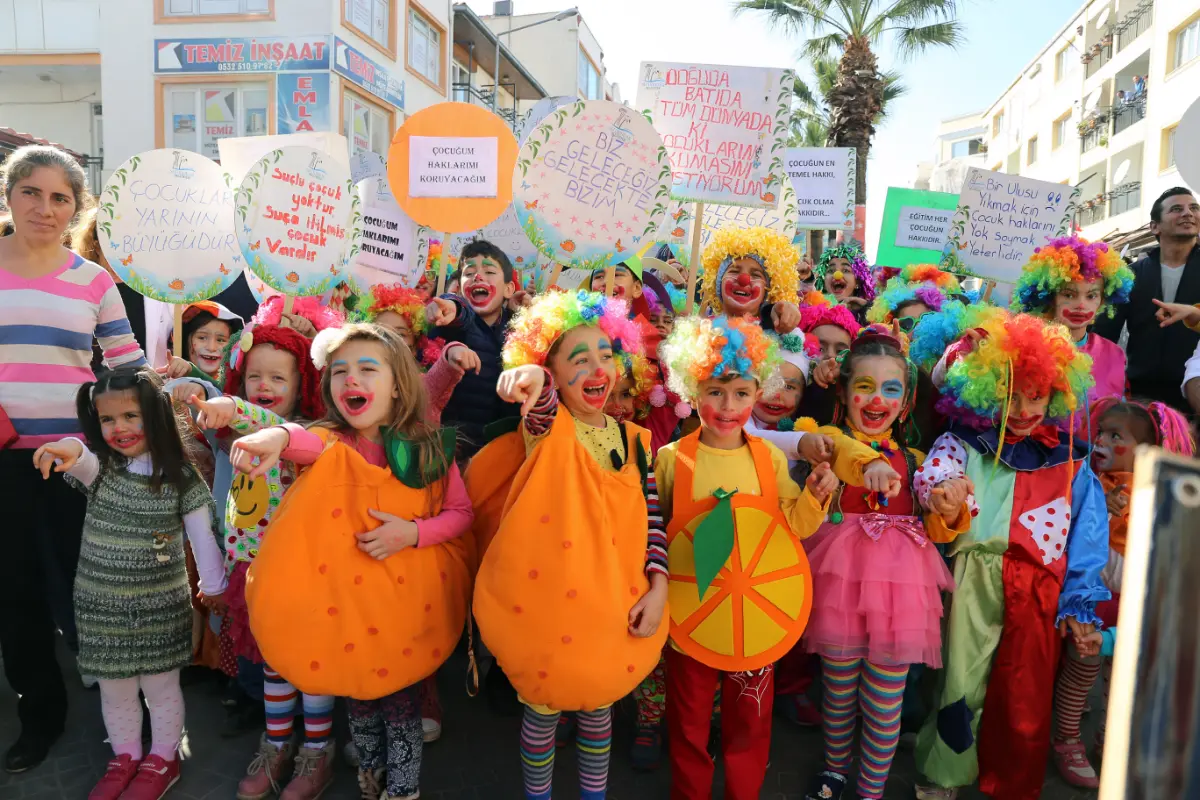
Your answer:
[0,127,87,162]
[1103,222,1157,257]
[451,3,549,101]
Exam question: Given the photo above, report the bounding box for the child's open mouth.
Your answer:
[581,376,611,408]
[108,432,144,451]
[859,402,891,429]
[254,394,280,410]
[467,283,496,308]
[195,352,221,371]
[1062,310,1094,326]
[830,278,849,296]
[722,280,761,307]
[1092,444,1113,468]
[757,402,792,417]
[339,389,374,416]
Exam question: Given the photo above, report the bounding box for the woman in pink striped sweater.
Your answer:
[0,145,146,774]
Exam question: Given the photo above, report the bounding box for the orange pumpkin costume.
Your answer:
[246,429,472,700]
[473,406,669,712]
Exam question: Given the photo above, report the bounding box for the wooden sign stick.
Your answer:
[172,304,184,358]
[547,262,564,292]
[981,280,996,303]
[684,202,705,316]
[435,252,449,297]
[282,295,294,315]
[605,264,616,298]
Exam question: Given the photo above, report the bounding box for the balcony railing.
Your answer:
[451,82,519,130]
[1115,0,1154,53]
[1112,92,1148,135]
[1079,110,1110,154]
[1076,202,1108,228]
[1085,43,1112,78]
[1109,181,1142,217]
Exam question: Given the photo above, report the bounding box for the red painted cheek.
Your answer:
[699,405,718,426]
[1112,445,1129,456]
[889,400,899,409]
[853,396,863,405]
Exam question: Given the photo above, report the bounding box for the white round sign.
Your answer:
[97,149,240,303]
[1173,96,1200,194]
[235,145,361,297]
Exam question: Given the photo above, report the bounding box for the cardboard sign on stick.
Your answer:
[514,99,671,273]
[98,148,240,305]
[786,147,855,230]
[353,179,428,290]
[636,61,791,208]
[940,168,1079,284]
[387,102,518,233]
[875,187,960,269]
[236,145,361,297]
[446,205,541,274]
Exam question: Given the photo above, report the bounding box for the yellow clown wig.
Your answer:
[661,314,782,401]
[502,290,643,370]
[700,226,800,314]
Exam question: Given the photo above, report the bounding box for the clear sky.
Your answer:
[463,0,1086,261]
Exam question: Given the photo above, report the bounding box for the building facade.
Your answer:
[920,0,1197,254]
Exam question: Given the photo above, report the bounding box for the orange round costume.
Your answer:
[246,429,472,700]
[666,431,813,672]
[473,407,669,711]
[463,428,526,558]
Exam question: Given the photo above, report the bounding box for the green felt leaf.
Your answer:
[693,488,737,598]
[382,427,458,489]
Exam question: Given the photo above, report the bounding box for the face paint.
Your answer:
[696,375,759,447]
[243,343,301,418]
[753,363,804,426]
[329,341,397,435]
[1054,277,1104,336]
[1006,389,1051,437]
[459,255,514,323]
[1093,413,1139,473]
[95,389,149,457]
[719,257,768,316]
[826,257,856,299]
[548,326,617,422]
[844,355,907,435]
[188,318,234,376]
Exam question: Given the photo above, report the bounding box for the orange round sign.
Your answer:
[387,102,518,234]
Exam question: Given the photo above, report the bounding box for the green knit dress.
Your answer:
[68,462,213,679]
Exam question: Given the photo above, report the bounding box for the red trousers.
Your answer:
[976,557,1063,800]
[666,648,773,800]
[774,643,817,697]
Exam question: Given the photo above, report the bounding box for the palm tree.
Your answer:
[789,56,907,147]
[735,0,964,204]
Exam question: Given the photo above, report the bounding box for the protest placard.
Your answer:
[235,145,361,297]
[513,99,671,273]
[940,168,1079,284]
[636,61,790,208]
[786,147,854,230]
[446,205,541,274]
[98,148,240,304]
[387,102,518,234]
[652,175,801,254]
[352,179,427,290]
[518,96,576,145]
[875,187,959,269]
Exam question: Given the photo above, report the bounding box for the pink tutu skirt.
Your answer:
[804,512,953,668]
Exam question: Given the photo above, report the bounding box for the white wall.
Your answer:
[0,76,98,155]
[0,0,101,52]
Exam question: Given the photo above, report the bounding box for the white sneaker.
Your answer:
[81,673,99,689]
[343,740,360,767]
[421,718,441,743]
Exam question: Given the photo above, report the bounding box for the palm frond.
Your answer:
[791,75,820,109]
[801,31,846,60]
[732,0,849,37]
[890,19,965,59]
[878,0,959,27]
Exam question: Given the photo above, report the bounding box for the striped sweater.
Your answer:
[0,253,146,448]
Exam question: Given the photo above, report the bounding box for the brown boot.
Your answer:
[279,741,335,800]
[237,734,295,800]
[357,767,385,800]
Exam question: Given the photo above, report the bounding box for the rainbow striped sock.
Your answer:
[820,656,862,774]
[576,708,611,800]
[263,666,297,746]
[301,693,335,748]
[521,707,557,800]
[856,661,908,799]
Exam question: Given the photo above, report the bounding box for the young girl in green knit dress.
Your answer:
[33,366,227,800]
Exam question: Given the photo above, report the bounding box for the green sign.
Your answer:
[875,187,959,269]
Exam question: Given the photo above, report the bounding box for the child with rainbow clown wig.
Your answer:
[814,243,876,323]
[911,309,1110,800]
[476,291,669,800]
[656,315,895,800]
[699,226,802,334]
[867,264,964,330]
[1011,236,1134,404]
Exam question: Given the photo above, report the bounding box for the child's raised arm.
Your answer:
[229,426,290,478]
[32,437,95,485]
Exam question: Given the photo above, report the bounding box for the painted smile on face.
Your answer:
[338,386,376,416]
[465,278,496,309]
[96,389,148,458]
[720,258,768,314]
[1006,389,1050,437]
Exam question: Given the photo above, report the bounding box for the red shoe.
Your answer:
[120,754,180,800]
[1053,740,1100,789]
[88,754,140,800]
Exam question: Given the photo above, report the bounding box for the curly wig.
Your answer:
[354,284,429,335]
[909,301,1006,373]
[502,291,643,369]
[799,293,862,340]
[699,226,800,314]
[661,315,782,400]
[814,242,876,302]
[1011,236,1134,317]
[939,309,1094,426]
[615,350,658,420]
[866,264,963,324]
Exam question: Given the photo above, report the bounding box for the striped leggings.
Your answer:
[521,706,611,800]
[821,656,909,800]
[263,665,334,748]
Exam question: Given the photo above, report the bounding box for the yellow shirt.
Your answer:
[523,413,624,473]
[655,437,829,540]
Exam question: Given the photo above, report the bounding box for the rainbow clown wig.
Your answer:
[699,226,800,314]
[909,301,1006,373]
[502,290,643,369]
[1011,236,1134,318]
[939,309,1094,427]
[615,350,659,420]
[799,292,862,340]
[354,285,429,332]
[867,264,963,324]
[661,315,782,400]
[814,242,876,302]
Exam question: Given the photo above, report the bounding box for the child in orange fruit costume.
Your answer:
[230,323,473,800]
[656,315,898,800]
[473,290,669,800]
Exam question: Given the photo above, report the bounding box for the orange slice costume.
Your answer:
[473,407,669,711]
[246,429,472,700]
[666,430,813,671]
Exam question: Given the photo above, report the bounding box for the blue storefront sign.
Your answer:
[154,36,331,74]
[276,73,332,134]
[332,36,405,110]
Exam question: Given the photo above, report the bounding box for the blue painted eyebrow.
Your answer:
[358,357,381,365]
[331,359,348,368]
[597,339,612,351]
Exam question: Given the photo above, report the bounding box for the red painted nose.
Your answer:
[736,273,751,286]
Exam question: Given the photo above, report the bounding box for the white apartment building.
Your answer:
[921,0,1198,255]
[0,0,455,187]
[915,111,989,193]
